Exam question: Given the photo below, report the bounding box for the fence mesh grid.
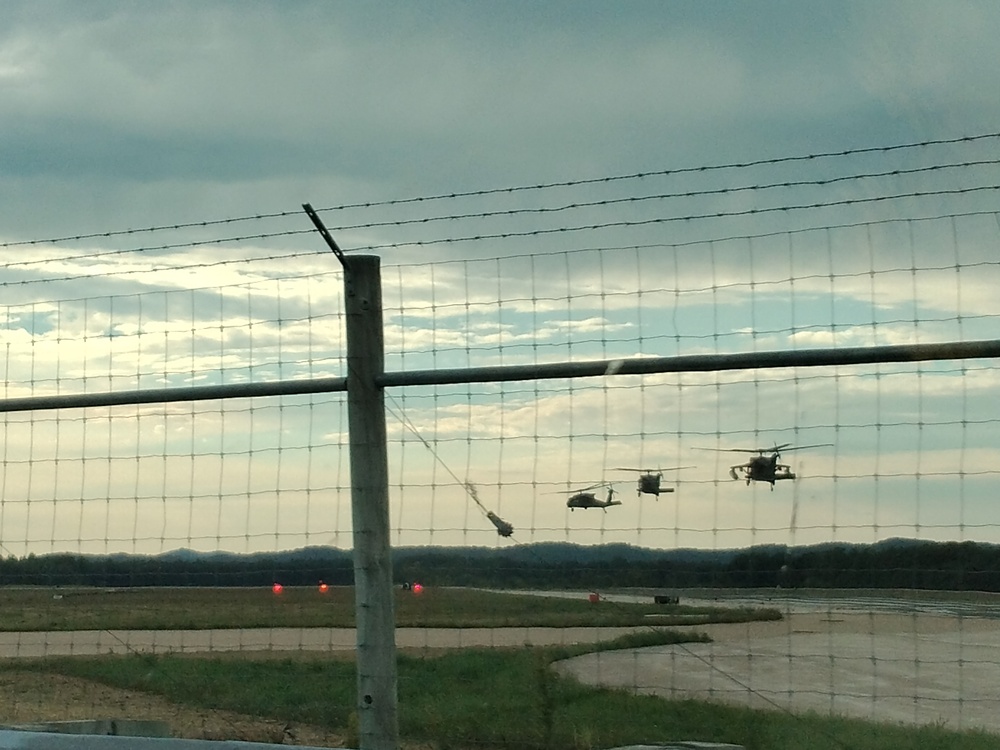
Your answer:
[1,134,999,743]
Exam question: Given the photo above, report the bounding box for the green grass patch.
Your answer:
[13,629,998,750]
[0,586,777,630]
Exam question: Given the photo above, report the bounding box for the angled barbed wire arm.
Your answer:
[302,202,348,267]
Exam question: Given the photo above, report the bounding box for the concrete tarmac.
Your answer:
[554,611,1000,734]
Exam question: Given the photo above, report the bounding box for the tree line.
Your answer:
[2,538,999,591]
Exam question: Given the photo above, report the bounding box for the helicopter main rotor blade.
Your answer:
[552,482,613,494]
[696,441,831,456]
[548,488,597,495]
[693,446,761,454]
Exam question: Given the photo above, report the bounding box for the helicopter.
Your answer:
[615,466,693,497]
[558,484,621,511]
[694,443,831,490]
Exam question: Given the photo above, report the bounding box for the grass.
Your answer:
[0,585,779,630]
[15,629,998,750]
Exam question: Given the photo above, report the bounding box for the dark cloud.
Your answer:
[1,1,998,240]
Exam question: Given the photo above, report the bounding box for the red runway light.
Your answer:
[412,583,423,594]
[272,583,283,595]
[318,582,329,593]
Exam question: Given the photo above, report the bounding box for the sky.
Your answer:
[1,1,999,556]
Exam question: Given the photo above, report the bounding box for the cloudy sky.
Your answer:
[1,1,999,556]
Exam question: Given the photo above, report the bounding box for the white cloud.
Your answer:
[2,2,1000,553]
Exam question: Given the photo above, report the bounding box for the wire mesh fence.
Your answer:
[1,134,1000,746]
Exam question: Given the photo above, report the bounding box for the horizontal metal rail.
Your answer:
[0,377,348,414]
[1,339,999,413]
[378,339,1000,386]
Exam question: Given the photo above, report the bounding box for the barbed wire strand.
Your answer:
[296,160,1000,237]
[6,159,998,271]
[357,185,1000,253]
[4,206,997,292]
[2,131,997,249]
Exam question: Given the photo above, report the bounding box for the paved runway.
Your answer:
[0,625,643,658]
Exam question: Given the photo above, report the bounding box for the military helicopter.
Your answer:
[558,484,621,511]
[694,443,831,490]
[615,466,694,497]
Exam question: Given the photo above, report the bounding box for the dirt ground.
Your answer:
[0,625,641,748]
[0,670,347,746]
